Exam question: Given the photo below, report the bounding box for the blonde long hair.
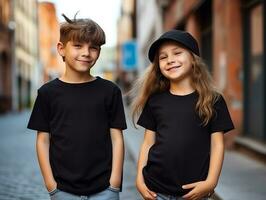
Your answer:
[131,52,220,126]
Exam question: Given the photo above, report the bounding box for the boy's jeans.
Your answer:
[49,186,120,200]
[157,193,209,200]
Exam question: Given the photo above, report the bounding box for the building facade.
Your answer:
[0,0,14,113]
[13,0,39,111]
[38,2,64,83]
[117,0,137,104]
[137,0,265,151]
[137,0,164,71]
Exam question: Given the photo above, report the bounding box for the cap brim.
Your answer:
[148,38,199,62]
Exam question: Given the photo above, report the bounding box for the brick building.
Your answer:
[0,0,14,113]
[38,2,64,83]
[137,0,265,152]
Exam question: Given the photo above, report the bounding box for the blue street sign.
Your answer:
[121,40,137,71]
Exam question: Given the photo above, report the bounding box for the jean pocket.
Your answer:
[108,185,120,193]
[48,188,60,196]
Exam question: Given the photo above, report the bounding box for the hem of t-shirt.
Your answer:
[137,122,156,132]
[27,125,50,133]
[57,182,110,196]
[143,168,186,196]
[143,169,167,194]
[210,124,234,134]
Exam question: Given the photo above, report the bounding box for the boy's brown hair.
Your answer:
[60,13,106,46]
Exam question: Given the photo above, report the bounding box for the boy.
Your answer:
[28,14,127,200]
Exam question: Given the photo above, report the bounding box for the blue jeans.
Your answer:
[157,193,209,200]
[49,186,120,200]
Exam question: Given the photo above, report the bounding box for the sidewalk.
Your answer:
[215,150,266,200]
[124,109,266,200]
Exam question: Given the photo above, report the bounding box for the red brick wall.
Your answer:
[164,0,179,30]
[164,0,202,30]
[213,0,243,147]
[186,14,201,48]
[163,0,244,147]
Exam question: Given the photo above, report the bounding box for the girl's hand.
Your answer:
[136,179,157,200]
[182,181,215,200]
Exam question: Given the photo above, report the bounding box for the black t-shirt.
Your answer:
[27,77,127,195]
[137,91,234,196]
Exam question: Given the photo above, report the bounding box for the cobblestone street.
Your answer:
[0,111,141,200]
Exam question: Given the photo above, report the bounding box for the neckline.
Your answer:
[56,76,100,86]
[167,90,197,97]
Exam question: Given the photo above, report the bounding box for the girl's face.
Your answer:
[158,41,193,83]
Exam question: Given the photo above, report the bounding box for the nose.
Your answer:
[81,47,90,57]
[167,55,175,64]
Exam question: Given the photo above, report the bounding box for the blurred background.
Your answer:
[0,0,265,199]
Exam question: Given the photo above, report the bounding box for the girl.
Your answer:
[131,30,234,200]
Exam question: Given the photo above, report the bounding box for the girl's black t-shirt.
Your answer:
[27,77,127,195]
[137,91,234,196]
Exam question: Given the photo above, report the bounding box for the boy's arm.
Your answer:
[109,128,124,188]
[36,131,57,192]
[136,129,157,200]
[182,132,224,200]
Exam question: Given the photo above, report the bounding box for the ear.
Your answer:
[57,42,65,57]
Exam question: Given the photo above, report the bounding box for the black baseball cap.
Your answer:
[148,30,200,62]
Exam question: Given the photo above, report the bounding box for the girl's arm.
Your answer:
[109,128,124,188]
[182,132,224,200]
[206,132,225,187]
[36,131,57,192]
[136,129,157,200]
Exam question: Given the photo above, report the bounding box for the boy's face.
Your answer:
[57,41,101,73]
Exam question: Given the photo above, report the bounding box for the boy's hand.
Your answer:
[136,179,157,200]
[46,180,57,193]
[109,177,121,189]
[182,181,215,200]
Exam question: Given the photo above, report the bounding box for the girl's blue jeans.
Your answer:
[157,193,209,200]
[49,186,120,200]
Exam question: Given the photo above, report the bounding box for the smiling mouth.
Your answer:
[167,66,181,71]
[77,59,91,63]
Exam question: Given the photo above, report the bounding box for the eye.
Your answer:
[73,44,82,48]
[159,55,167,60]
[91,46,99,51]
[174,52,181,55]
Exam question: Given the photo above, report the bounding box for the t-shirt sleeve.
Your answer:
[137,100,156,132]
[209,95,234,134]
[27,89,51,132]
[107,86,127,130]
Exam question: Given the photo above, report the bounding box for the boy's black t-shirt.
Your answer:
[27,77,127,195]
[137,91,234,196]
